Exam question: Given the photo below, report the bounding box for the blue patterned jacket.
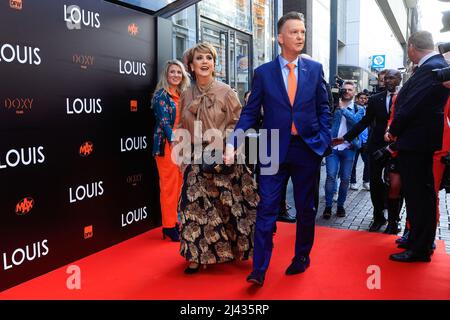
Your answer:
[151,88,177,156]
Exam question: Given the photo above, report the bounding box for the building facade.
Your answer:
[170,0,282,101]
[284,0,418,91]
[115,0,283,102]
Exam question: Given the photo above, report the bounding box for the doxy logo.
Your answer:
[15,197,34,215]
[72,54,94,70]
[126,173,143,186]
[79,141,94,157]
[4,98,33,115]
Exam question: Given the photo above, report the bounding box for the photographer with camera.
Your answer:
[385,31,449,263]
[333,69,402,232]
[330,76,345,112]
[323,81,364,219]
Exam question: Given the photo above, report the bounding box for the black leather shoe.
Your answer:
[285,256,310,275]
[398,243,436,253]
[336,206,346,218]
[277,214,296,223]
[369,219,387,232]
[397,243,410,249]
[395,230,410,244]
[384,223,400,235]
[246,272,265,286]
[163,227,180,242]
[322,207,332,220]
[389,250,431,263]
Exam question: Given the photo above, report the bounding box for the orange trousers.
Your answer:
[155,142,182,228]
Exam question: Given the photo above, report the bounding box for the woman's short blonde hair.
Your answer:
[154,59,190,96]
[186,42,217,79]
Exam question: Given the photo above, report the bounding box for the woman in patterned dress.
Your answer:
[176,43,259,274]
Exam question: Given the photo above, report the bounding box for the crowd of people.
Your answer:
[151,11,450,286]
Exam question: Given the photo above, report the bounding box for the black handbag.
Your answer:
[200,149,234,174]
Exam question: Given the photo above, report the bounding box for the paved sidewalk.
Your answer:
[285,161,450,253]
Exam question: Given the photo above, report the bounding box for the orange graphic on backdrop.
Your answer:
[128,23,139,36]
[130,100,138,112]
[79,142,94,156]
[10,0,22,10]
[16,197,34,215]
[84,225,93,239]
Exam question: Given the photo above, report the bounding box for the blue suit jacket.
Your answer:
[232,56,332,164]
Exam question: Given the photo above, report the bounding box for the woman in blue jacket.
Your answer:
[152,60,190,241]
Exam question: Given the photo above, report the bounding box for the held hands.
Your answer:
[384,132,397,143]
[443,81,450,89]
[223,145,236,165]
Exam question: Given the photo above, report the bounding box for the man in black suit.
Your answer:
[386,31,449,262]
[333,69,402,232]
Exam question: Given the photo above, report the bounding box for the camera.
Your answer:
[432,42,450,83]
[330,76,346,111]
[373,143,397,166]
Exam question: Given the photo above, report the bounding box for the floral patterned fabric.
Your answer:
[179,163,258,265]
[151,88,177,156]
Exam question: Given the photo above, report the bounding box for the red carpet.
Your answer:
[1,225,449,300]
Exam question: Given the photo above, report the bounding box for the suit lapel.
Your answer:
[295,58,308,108]
[272,57,292,108]
[381,94,388,117]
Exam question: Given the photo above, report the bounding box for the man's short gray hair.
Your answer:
[408,31,434,51]
[277,12,305,33]
[343,81,356,88]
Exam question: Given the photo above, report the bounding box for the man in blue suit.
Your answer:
[225,12,331,286]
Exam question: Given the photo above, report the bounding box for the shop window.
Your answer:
[199,0,252,33]
[253,0,274,68]
[172,5,197,62]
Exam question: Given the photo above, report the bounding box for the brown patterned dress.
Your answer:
[177,80,259,265]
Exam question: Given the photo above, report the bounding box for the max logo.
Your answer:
[15,197,34,215]
[72,54,94,69]
[10,0,22,10]
[79,141,94,157]
[128,23,139,36]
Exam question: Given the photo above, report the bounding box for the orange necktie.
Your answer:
[287,63,298,135]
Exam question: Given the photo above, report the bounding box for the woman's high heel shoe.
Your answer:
[184,263,201,274]
[162,227,180,242]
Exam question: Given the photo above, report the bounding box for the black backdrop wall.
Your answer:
[0,0,160,291]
